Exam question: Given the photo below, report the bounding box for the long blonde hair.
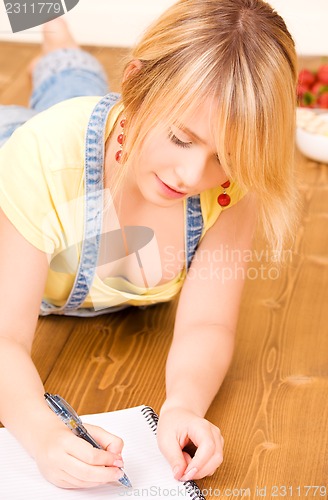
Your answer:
[118,0,299,257]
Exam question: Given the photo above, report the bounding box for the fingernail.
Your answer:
[182,467,198,481]
[114,459,124,467]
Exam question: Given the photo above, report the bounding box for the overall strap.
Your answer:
[185,195,204,270]
[40,93,120,314]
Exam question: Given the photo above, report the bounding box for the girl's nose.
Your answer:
[175,154,207,189]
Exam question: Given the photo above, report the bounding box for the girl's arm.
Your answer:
[157,193,257,481]
[0,208,125,488]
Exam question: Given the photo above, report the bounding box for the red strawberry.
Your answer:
[298,68,316,87]
[297,82,309,97]
[317,64,328,85]
[318,90,328,109]
[311,81,324,96]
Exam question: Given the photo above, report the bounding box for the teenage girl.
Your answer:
[0,0,298,489]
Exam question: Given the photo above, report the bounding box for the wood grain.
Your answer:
[1,44,327,498]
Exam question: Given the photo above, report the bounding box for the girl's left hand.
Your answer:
[157,406,224,481]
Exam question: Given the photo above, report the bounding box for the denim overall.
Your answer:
[0,49,203,317]
[41,92,204,316]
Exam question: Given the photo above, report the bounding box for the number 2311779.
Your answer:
[5,3,62,14]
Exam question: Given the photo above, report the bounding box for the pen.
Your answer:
[44,392,132,488]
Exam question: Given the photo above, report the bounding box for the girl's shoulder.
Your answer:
[0,96,103,177]
[0,97,102,254]
[24,96,102,167]
[27,95,101,129]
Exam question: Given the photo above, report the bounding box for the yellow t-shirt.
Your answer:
[0,96,245,310]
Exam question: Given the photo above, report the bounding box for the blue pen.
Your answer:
[44,393,132,488]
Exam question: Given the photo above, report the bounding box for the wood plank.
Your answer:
[37,304,175,416]
[0,43,38,104]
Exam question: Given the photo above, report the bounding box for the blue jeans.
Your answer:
[0,48,109,147]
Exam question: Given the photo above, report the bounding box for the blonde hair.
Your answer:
[117,0,299,257]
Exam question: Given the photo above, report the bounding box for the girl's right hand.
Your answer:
[34,422,126,489]
[0,208,128,489]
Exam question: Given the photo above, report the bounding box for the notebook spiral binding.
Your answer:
[141,406,159,435]
[140,406,206,500]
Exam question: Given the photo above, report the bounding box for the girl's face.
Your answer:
[130,100,228,207]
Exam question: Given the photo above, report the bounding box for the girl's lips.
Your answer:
[155,175,187,199]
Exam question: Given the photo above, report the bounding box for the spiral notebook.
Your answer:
[0,405,205,500]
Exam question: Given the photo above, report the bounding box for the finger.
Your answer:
[193,445,223,480]
[158,432,188,480]
[49,472,105,489]
[190,430,223,479]
[60,452,125,485]
[64,433,124,468]
[49,467,118,490]
[83,424,124,456]
[180,428,223,481]
[182,450,193,466]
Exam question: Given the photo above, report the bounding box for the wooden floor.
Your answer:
[1,43,328,498]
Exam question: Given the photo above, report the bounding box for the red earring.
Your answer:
[115,118,126,163]
[217,180,231,207]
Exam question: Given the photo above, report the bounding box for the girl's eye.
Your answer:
[168,130,192,149]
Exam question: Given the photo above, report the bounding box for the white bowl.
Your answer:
[296,110,328,164]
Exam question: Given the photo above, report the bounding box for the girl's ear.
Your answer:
[123,59,143,82]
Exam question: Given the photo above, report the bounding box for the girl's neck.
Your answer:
[104,128,145,215]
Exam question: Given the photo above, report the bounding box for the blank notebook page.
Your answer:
[0,405,205,500]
